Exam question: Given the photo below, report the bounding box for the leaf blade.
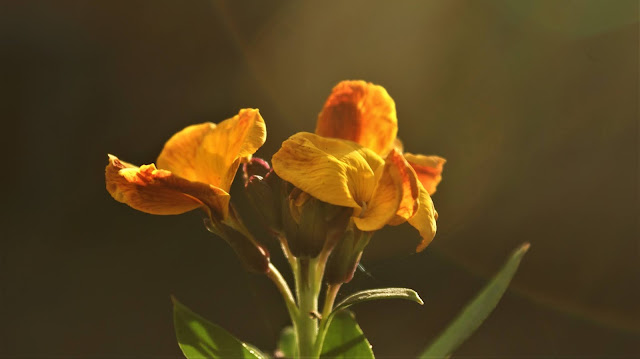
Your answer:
[276,326,297,358]
[320,310,375,359]
[172,296,266,359]
[419,243,530,359]
[332,287,423,315]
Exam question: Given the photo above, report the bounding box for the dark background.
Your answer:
[1,1,638,357]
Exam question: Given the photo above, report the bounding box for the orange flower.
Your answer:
[319,80,446,251]
[106,108,266,222]
[272,132,404,233]
[275,80,445,251]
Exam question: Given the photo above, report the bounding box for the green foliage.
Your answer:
[277,326,297,358]
[320,310,374,359]
[332,288,423,316]
[419,243,530,359]
[172,296,267,359]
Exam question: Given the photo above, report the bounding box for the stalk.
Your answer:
[266,263,299,321]
[312,283,342,357]
[294,258,320,358]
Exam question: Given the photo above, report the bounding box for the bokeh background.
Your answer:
[1,0,638,357]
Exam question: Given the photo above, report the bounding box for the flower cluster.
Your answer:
[105,80,446,357]
[106,81,444,276]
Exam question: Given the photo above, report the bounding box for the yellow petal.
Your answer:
[157,108,266,192]
[272,132,385,210]
[385,149,420,225]
[404,153,446,195]
[316,80,398,156]
[352,156,404,232]
[408,183,438,252]
[106,154,230,219]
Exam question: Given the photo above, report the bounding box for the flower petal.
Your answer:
[352,157,404,232]
[106,154,230,219]
[157,108,266,192]
[385,149,420,225]
[316,80,398,156]
[408,183,438,252]
[272,132,385,210]
[404,153,446,195]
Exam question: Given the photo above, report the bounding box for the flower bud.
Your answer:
[281,186,351,258]
[245,173,281,232]
[204,218,271,274]
[242,157,271,185]
[324,227,372,284]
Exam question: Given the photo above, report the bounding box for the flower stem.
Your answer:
[312,283,342,357]
[266,263,298,320]
[294,258,320,358]
[279,234,298,274]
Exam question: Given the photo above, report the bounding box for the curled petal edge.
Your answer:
[386,149,420,225]
[408,183,438,252]
[404,152,446,195]
[105,154,230,220]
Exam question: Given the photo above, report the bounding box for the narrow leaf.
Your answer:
[332,288,423,316]
[276,326,297,358]
[419,243,530,359]
[172,296,267,359]
[321,310,374,359]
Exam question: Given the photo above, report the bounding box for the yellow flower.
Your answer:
[105,108,266,222]
[274,80,445,251]
[273,132,404,232]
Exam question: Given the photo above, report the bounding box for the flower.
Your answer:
[105,108,271,272]
[106,108,266,222]
[273,81,445,251]
[272,132,404,232]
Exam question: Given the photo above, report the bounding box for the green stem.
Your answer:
[294,258,320,358]
[312,283,342,357]
[279,234,298,275]
[266,263,299,320]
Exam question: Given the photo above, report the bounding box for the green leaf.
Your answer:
[320,310,374,359]
[332,288,423,316]
[419,243,530,359]
[172,296,267,359]
[276,326,297,358]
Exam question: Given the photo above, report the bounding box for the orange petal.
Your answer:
[157,108,266,192]
[408,183,438,252]
[272,132,385,210]
[316,80,398,156]
[404,153,446,195]
[106,154,230,219]
[385,149,420,226]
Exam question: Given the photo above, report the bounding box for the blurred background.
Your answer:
[1,0,638,357]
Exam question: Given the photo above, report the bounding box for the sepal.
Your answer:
[281,185,351,258]
[324,226,372,284]
[204,217,270,274]
[245,173,282,233]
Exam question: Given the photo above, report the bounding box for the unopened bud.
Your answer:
[325,227,372,284]
[244,169,282,234]
[282,186,351,258]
